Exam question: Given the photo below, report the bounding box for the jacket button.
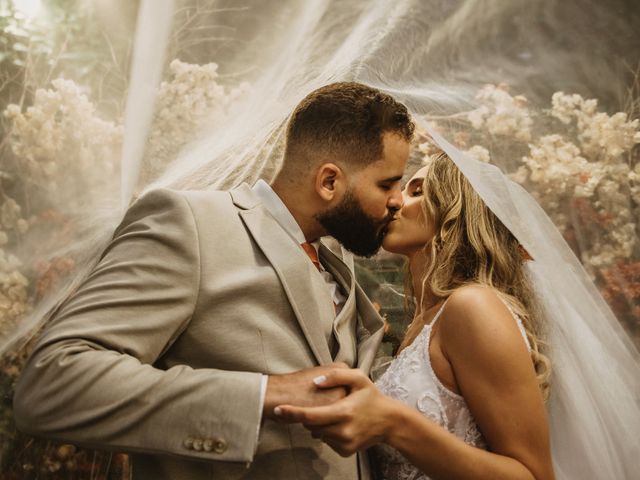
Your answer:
[183,437,194,450]
[192,438,204,451]
[213,438,227,454]
[203,439,214,452]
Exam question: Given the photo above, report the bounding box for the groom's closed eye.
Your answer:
[378,176,402,191]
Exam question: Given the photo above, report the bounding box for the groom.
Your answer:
[14,82,414,479]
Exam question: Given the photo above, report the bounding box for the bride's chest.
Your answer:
[375,331,454,426]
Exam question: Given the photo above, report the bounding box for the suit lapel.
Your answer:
[353,283,385,373]
[319,243,356,364]
[319,242,353,293]
[232,185,333,366]
[319,243,385,372]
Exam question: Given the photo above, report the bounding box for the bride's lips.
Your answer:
[382,217,399,235]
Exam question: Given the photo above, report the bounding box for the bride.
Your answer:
[275,143,640,479]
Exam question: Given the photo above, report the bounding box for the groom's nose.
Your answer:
[387,187,404,211]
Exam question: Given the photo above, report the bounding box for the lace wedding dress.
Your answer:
[372,301,530,480]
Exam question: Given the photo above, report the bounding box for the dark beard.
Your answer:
[315,189,394,257]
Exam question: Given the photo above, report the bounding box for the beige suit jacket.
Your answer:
[14,185,385,479]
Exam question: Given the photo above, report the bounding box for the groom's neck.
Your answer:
[271,180,325,242]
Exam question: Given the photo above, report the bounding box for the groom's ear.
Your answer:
[314,163,345,202]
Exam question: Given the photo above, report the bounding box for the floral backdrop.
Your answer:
[0,0,638,478]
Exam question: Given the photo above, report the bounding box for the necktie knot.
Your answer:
[301,242,321,272]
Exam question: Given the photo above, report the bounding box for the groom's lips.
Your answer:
[381,217,398,236]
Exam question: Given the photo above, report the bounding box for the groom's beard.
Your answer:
[315,189,394,258]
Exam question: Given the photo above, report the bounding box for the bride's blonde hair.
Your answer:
[401,151,551,399]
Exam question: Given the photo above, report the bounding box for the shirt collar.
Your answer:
[252,179,308,246]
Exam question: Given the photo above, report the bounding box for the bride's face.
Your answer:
[382,166,434,257]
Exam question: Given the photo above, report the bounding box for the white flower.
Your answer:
[551,92,583,124]
[16,219,29,234]
[468,105,489,129]
[3,104,21,118]
[465,145,491,163]
[509,165,529,184]
[144,59,253,174]
[579,112,639,159]
[8,270,28,287]
[1,198,21,229]
[4,77,122,207]
[468,85,532,141]
[417,140,440,157]
[0,292,10,309]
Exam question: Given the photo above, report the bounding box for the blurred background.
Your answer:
[0,0,638,477]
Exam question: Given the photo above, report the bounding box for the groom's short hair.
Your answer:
[282,82,414,175]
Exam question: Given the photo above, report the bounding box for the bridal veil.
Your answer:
[2,1,639,477]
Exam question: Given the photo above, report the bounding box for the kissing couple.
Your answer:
[14,82,640,479]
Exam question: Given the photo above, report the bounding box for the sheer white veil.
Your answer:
[3,0,639,477]
[114,6,640,475]
[424,124,640,479]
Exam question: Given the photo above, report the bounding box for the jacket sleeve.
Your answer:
[13,188,263,462]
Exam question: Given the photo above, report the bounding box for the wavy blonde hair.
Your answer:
[401,151,551,399]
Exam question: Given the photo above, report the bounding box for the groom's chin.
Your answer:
[338,234,385,258]
[342,243,382,258]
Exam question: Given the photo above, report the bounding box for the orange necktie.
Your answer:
[301,242,339,316]
[301,242,322,272]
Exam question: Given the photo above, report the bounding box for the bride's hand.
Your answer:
[274,368,397,456]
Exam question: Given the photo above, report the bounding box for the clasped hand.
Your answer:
[274,367,394,457]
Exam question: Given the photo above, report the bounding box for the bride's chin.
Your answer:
[381,235,405,256]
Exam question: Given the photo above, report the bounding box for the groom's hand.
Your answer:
[263,363,349,419]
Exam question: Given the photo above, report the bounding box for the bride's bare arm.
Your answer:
[276,285,555,480]
[386,285,554,479]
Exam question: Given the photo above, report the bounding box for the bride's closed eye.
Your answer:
[410,186,423,197]
[404,178,424,197]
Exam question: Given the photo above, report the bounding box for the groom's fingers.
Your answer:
[274,403,347,426]
[314,368,371,390]
[330,362,350,369]
[272,405,306,423]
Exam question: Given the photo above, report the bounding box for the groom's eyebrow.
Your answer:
[381,175,403,183]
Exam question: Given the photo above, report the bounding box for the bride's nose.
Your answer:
[400,189,412,208]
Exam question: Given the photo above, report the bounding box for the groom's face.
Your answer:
[316,132,409,257]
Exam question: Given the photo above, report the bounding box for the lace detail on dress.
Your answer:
[372,301,531,480]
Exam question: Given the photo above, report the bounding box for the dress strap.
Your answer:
[428,299,449,328]
[496,296,531,352]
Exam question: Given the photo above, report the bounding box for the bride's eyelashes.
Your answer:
[403,179,424,197]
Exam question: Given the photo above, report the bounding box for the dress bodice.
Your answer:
[372,300,530,480]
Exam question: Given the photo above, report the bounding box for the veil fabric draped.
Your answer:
[3,1,640,478]
[425,124,640,479]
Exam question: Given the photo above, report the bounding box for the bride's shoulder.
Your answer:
[441,285,524,354]
[445,284,506,316]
